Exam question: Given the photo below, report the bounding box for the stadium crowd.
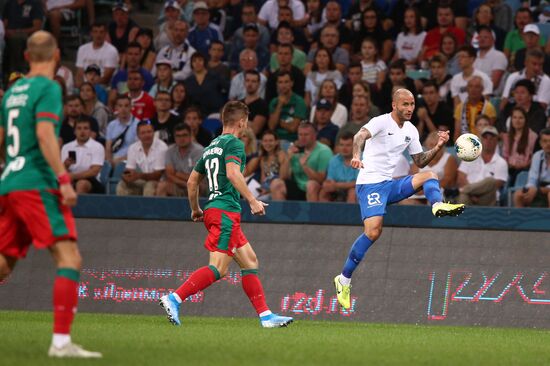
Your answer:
[0,0,550,207]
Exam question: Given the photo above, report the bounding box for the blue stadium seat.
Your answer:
[108,161,126,195]
[507,170,529,207]
[406,69,430,80]
[99,161,111,188]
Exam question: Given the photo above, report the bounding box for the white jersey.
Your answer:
[356,113,423,184]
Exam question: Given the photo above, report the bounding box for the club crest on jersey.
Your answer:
[405,136,411,143]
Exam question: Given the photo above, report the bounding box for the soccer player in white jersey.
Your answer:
[333,89,465,309]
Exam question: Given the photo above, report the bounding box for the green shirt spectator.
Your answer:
[290,141,333,191]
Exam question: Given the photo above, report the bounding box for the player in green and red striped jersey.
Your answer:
[160,101,293,328]
[0,31,101,358]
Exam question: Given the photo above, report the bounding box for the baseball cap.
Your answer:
[155,58,172,67]
[112,2,129,12]
[243,23,259,33]
[84,64,101,75]
[164,0,181,11]
[481,126,498,136]
[193,1,209,12]
[524,24,540,35]
[316,98,333,110]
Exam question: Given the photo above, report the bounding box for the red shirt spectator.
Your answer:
[422,5,466,60]
[127,70,156,121]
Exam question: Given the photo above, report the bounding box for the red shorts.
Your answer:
[0,190,78,259]
[203,208,248,256]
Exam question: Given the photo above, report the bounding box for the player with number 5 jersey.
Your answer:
[159,101,293,328]
[333,89,466,311]
[0,31,101,358]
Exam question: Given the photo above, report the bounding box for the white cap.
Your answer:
[524,23,540,35]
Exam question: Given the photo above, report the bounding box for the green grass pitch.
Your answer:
[2,311,550,366]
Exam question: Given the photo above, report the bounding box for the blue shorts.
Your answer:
[356,176,417,220]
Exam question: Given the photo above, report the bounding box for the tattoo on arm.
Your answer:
[411,147,439,168]
[353,128,371,158]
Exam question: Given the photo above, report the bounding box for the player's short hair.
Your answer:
[173,123,191,135]
[338,132,355,142]
[26,31,57,63]
[221,101,249,126]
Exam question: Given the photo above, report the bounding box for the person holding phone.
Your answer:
[61,119,105,194]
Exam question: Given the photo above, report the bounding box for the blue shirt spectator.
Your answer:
[106,115,139,159]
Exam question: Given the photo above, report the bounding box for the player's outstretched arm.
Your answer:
[351,128,371,169]
[226,162,267,215]
[411,130,449,168]
[36,123,77,206]
[187,170,204,221]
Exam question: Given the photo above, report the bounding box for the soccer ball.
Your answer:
[455,133,482,162]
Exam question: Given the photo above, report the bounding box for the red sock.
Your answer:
[241,271,269,315]
[53,273,79,334]
[175,266,220,301]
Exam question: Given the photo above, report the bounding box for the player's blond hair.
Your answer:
[26,31,57,63]
[222,101,249,126]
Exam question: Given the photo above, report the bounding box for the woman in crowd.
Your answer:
[171,81,192,116]
[305,47,343,107]
[440,33,460,75]
[502,107,538,184]
[393,7,426,69]
[80,82,110,137]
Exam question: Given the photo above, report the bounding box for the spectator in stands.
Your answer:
[309,79,347,128]
[358,37,386,92]
[188,1,223,56]
[107,2,139,57]
[497,79,547,135]
[439,32,460,76]
[266,43,305,103]
[468,3,506,51]
[513,128,550,207]
[156,123,204,197]
[229,49,267,100]
[513,24,550,74]
[117,120,168,197]
[336,95,370,142]
[348,0,383,33]
[149,59,176,98]
[450,45,493,107]
[109,42,154,110]
[312,98,339,149]
[502,107,538,184]
[501,49,550,111]
[80,82,110,137]
[135,27,156,71]
[84,64,108,105]
[232,2,270,52]
[242,70,269,137]
[271,5,308,51]
[473,25,508,90]
[106,95,139,167]
[184,106,213,147]
[269,22,306,73]
[229,22,269,72]
[393,6,426,69]
[405,131,459,204]
[127,70,155,121]
[206,0,227,35]
[170,81,192,115]
[156,19,196,81]
[60,95,100,145]
[457,126,508,206]
[45,0,85,46]
[375,59,416,114]
[2,0,43,75]
[258,0,306,30]
[268,71,307,142]
[240,127,260,177]
[473,114,492,137]
[157,0,191,25]
[75,23,119,88]
[454,75,496,142]
[61,119,105,194]
[354,7,393,62]
[253,130,288,199]
[319,132,358,203]
[271,122,333,201]
[150,91,180,144]
[305,47,343,107]
[313,1,351,52]
[428,54,453,105]
[338,62,362,110]
[304,0,324,42]
[486,0,513,33]
[184,51,226,117]
[305,25,349,74]
[420,4,466,61]
[352,81,381,118]
[155,0,180,50]
[416,81,454,142]
[503,9,543,62]
[207,40,230,89]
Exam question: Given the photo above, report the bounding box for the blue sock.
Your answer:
[342,234,374,279]
[423,178,442,205]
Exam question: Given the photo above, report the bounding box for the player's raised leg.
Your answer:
[410,171,465,217]
[234,243,293,328]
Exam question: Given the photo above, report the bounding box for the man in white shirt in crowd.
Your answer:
[450,45,493,107]
[61,119,105,194]
[473,25,508,91]
[156,123,204,197]
[75,23,119,87]
[155,19,196,81]
[457,126,508,206]
[258,0,306,29]
[117,120,168,196]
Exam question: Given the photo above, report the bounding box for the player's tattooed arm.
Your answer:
[352,128,371,159]
[411,147,439,168]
